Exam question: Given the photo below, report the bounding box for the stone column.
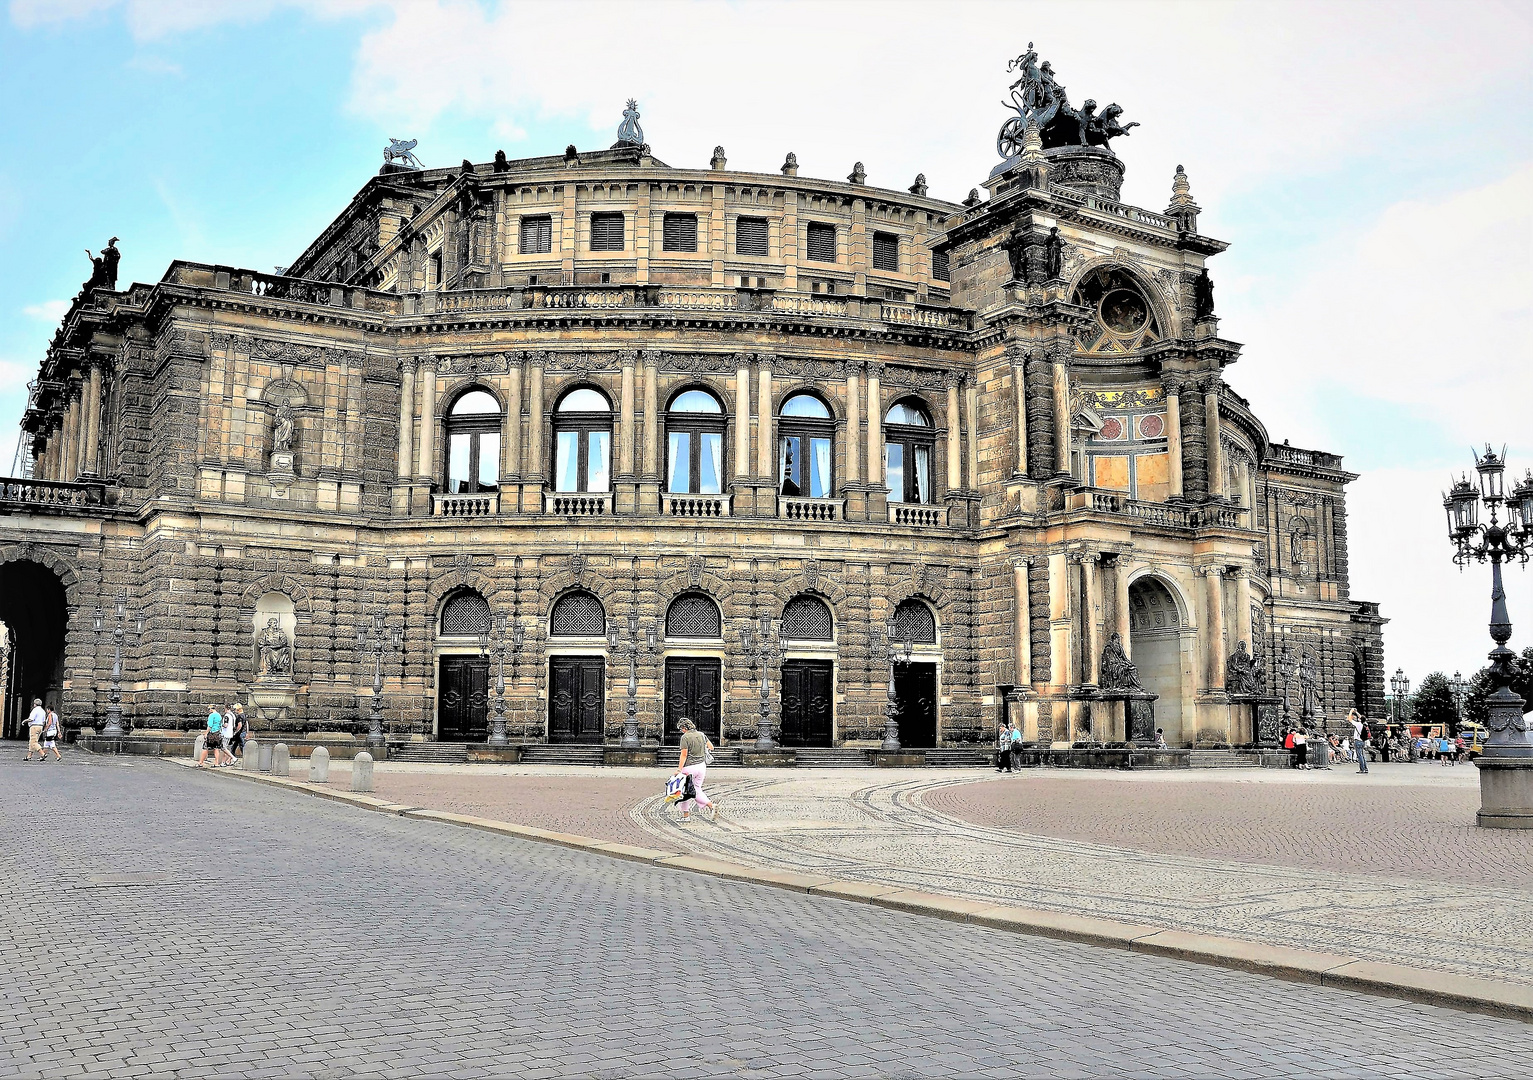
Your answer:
[1164,381,1184,499]
[1234,456,1251,509]
[1203,566,1226,690]
[945,377,962,492]
[1234,566,1253,652]
[1110,554,1131,648]
[642,352,659,479]
[866,364,883,492]
[1052,360,1071,475]
[62,386,81,481]
[965,376,979,490]
[845,365,861,483]
[1013,557,1032,688]
[734,356,751,480]
[503,359,522,479]
[619,353,636,477]
[1013,356,1028,476]
[414,358,439,484]
[1204,378,1224,499]
[755,360,774,479]
[396,358,417,481]
[526,357,545,480]
[81,360,103,476]
[1083,553,1103,686]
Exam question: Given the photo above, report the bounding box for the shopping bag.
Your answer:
[664,773,688,802]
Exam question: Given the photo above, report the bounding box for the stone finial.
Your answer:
[711,146,727,170]
[962,188,981,208]
[1167,164,1200,233]
[613,98,645,148]
[564,144,579,166]
[847,161,867,185]
[909,173,928,196]
[781,152,798,176]
[1170,164,1192,203]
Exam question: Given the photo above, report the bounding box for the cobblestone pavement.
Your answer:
[629,768,1533,989]
[6,756,1532,1079]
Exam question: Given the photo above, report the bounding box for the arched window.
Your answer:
[440,589,491,637]
[550,590,606,638]
[666,389,725,494]
[781,594,834,641]
[553,387,613,493]
[666,592,722,638]
[891,598,937,645]
[778,393,834,499]
[884,398,934,504]
[445,389,501,494]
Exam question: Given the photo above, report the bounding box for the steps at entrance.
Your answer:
[1187,749,1261,768]
[656,746,742,768]
[924,747,996,768]
[794,747,872,768]
[519,744,607,767]
[389,742,470,764]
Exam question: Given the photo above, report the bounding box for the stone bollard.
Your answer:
[241,740,258,771]
[257,742,273,773]
[309,745,330,784]
[272,743,290,777]
[351,751,375,793]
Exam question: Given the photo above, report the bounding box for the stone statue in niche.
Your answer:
[1100,632,1143,690]
[1226,639,1265,696]
[256,617,292,678]
[1193,269,1215,320]
[271,402,295,454]
[1045,227,1064,281]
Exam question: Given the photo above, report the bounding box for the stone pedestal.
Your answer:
[248,680,296,726]
[1231,695,1282,747]
[267,452,294,500]
[1476,756,1533,828]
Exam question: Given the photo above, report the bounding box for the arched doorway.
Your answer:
[1127,576,1188,745]
[0,561,69,739]
[437,588,491,741]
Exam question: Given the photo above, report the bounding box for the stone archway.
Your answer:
[1128,575,1189,745]
[0,561,69,739]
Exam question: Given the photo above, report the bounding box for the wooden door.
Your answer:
[549,657,605,743]
[438,656,490,742]
[665,658,722,743]
[780,660,833,747]
[894,662,938,748]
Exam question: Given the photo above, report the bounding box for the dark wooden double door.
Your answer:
[664,657,721,743]
[781,659,834,747]
[894,662,938,748]
[439,657,489,742]
[550,656,606,743]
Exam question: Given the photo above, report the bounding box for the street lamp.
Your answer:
[478,612,515,746]
[95,592,140,738]
[1449,670,1468,736]
[1443,447,1533,828]
[876,620,915,751]
[356,614,403,748]
[608,614,658,748]
[740,615,781,749]
[1390,668,1410,732]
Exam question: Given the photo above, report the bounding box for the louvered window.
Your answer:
[666,593,721,638]
[806,222,836,263]
[550,591,606,637]
[441,591,491,637]
[520,215,552,254]
[782,595,833,641]
[892,599,937,645]
[589,212,625,252]
[872,231,900,272]
[662,213,698,253]
[735,217,769,257]
[932,248,950,282]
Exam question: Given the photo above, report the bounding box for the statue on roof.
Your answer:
[384,138,423,169]
[83,237,119,293]
[614,99,645,149]
[998,45,1140,158]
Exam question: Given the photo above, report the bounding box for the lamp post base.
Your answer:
[100,705,125,739]
[1476,752,1533,829]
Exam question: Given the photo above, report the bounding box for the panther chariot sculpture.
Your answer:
[383,138,423,169]
[996,43,1140,159]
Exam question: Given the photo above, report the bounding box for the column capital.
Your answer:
[1198,374,1224,395]
[1161,374,1189,396]
[865,361,885,379]
[616,348,639,366]
[525,349,547,368]
[754,351,777,369]
[732,351,754,370]
[399,356,419,376]
[416,354,440,374]
[1010,554,1034,569]
[642,348,663,367]
[1197,563,1226,578]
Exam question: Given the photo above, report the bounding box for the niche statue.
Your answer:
[1100,632,1144,690]
[256,617,292,678]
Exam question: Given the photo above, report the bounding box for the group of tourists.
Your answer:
[21,699,63,762]
[193,702,249,768]
[1284,709,1373,774]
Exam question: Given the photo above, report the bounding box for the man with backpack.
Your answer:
[195,706,231,768]
[1347,709,1369,774]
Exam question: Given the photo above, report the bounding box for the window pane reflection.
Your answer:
[478,433,499,491]
[588,431,611,492]
[556,431,579,492]
[886,443,905,503]
[700,433,722,494]
[668,432,690,492]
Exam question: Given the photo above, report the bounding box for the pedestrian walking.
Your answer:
[672,718,716,823]
[1438,733,1455,766]
[24,698,47,761]
[196,707,231,768]
[1007,719,1023,772]
[40,707,63,762]
[1347,708,1369,774]
[995,721,1011,772]
[226,703,248,761]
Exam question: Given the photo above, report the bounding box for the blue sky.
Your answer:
[1,0,1530,687]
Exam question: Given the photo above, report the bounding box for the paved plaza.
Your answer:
[4,755,1532,1079]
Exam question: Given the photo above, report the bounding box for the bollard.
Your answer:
[257,742,273,773]
[241,740,258,771]
[272,743,290,777]
[351,751,375,793]
[309,745,330,784]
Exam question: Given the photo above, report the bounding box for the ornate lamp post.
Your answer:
[740,615,781,749]
[1443,447,1533,828]
[94,591,140,739]
[478,612,513,746]
[356,613,403,748]
[876,620,915,751]
[1448,670,1468,736]
[608,614,658,748]
[1390,668,1410,733]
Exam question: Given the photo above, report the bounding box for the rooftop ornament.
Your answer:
[383,138,423,169]
[613,98,645,149]
[996,42,1139,159]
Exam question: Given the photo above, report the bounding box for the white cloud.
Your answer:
[21,299,70,321]
[126,53,182,76]
[10,0,374,39]
[0,358,33,394]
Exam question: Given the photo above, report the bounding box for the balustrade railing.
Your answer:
[541,288,632,309]
[779,496,843,522]
[432,492,497,518]
[1079,490,1249,530]
[664,493,731,517]
[888,503,948,527]
[771,294,848,317]
[880,303,965,329]
[0,477,106,510]
[657,289,732,310]
[545,492,609,516]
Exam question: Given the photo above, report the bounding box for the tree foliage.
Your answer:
[1411,672,1459,734]
[1464,645,1533,724]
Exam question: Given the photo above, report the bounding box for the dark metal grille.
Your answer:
[782,595,833,641]
[662,213,698,253]
[520,215,552,254]
[892,599,937,644]
[932,248,950,282]
[735,217,769,257]
[806,222,836,263]
[550,591,606,637]
[872,231,900,272]
[441,591,491,637]
[666,593,721,638]
[589,212,625,252]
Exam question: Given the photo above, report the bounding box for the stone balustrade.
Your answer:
[0,477,107,510]
[545,492,609,516]
[432,493,498,518]
[778,496,844,522]
[887,503,948,527]
[664,493,731,517]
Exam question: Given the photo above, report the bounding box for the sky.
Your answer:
[1,0,1530,690]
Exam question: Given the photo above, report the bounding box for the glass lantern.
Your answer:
[1475,445,1506,502]
[1444,476,1479,537]
[1511,471,1533,534]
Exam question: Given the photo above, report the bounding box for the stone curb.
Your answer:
[186,760,1533,1022]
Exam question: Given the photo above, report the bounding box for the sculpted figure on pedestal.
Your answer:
[256,618,291,678]
[1100,632,1144,690]
[271,403,295,455]
[1226,639,1264,696]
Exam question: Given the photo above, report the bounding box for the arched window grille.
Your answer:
[781,594,834,641]
[884,398,934,504]
[891,598,937,645]
[445,389,501,494]
[666,592,722,638]
[553,387,613,493]
[665,389,726,494]
[778,393,834,499]
[550,590,606,638]
[440,590,491,637]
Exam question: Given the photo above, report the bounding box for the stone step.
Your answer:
[1187,750,1262,768]
[519,744,606,766]
[923,747,996,768]
[655,746,743,768]
[793,748,873,768]
[389,742,470,763]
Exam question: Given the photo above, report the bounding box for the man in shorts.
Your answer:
[24,699,47,761]
[196,707,230,768]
